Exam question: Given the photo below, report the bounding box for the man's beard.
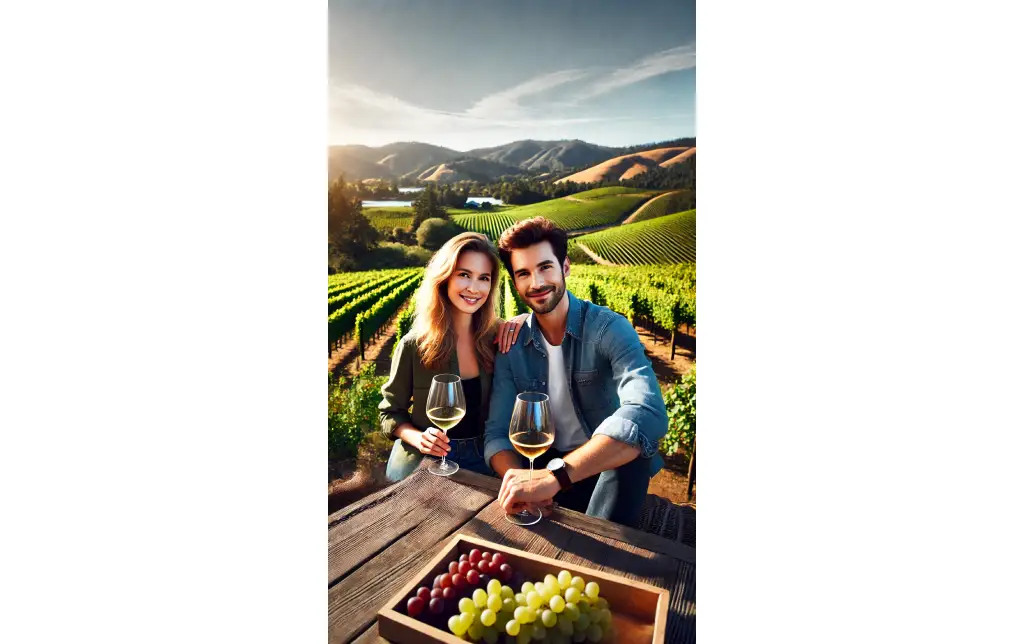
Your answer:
[523,277,566,315]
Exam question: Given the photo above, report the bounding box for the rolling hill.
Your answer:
[327,142,463,182]
[414,157,524,183]
[466,139,617,172]
[554,146,696,184]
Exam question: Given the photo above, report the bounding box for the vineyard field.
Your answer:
[570,210,695,264]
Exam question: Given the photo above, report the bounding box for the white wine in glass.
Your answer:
[425,374,466,477]
[505,392,554,526]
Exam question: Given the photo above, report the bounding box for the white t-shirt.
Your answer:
[539,331,589,452]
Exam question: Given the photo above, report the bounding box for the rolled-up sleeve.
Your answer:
[591,314,668,458]
[483,349,518,467]
[379,336,415,439]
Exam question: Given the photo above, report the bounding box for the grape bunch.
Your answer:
[403,548,519,640]
[403,550,614,643]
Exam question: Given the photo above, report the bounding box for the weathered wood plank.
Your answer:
[547,504,695,564]
[327,483,494,643]
[665,559,696,644]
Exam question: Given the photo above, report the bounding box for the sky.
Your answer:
[328,0,695,151]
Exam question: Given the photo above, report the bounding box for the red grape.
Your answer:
[478,560,492,574]
[407,596,425,618]
[452,573,467,590]
[468,548,482,564]
[466,569,480,585]
[442,586,456,600]
[491,553,506,568]
[499,563,513,582]
[416,587,431,602]
[428,597,444,615]
[479,574,492,588]
[433,574,443,589]
[448,561,459,575]
[458,560,472,575]
[440,573,453,589]
[430,587,443,599]
[482,551,492,561]
[459,554,468,563]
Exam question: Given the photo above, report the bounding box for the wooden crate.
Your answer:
[378,533,669,643]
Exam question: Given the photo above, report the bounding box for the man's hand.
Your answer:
[498,468,559,515]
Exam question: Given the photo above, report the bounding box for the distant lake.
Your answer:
[364,200,413,207]
[363,196,505,208]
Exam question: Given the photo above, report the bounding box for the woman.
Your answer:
[379,232,526,481]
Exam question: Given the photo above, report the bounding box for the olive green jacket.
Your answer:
[379,330,495,439]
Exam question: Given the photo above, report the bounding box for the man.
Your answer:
[483,217,668,527]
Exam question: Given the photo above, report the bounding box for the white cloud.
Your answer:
[466,69,590,119]
[580,45,696,99]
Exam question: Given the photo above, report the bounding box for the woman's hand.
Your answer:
[494,313,530,354]
[413,427,450,457]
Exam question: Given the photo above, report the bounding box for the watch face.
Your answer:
[547,457,564,471]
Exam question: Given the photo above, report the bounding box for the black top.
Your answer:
[447,376,483,440]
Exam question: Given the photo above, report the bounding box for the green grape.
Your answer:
[570,576,585,592]
[538,584,554,603]
[482,625,499,644]
[597,608,612,626]
[460,598,478,615]
[584,582,600,599]
[468,620,483,641]
[564,588,582,605]
[531,624,546,641]
[460,612,475,631]
[541,609,557,628]
[575,613,591,631]
[519,624,534,641]
[516,628,531,644]
[488,594,503,612]
[515,593,527,606]
[514,607,529,624]
[526,591,542,610]
[557,570,572,589]
[585,624,603,642]
[502,598,516,613]
[481,608,497,627]
[571,629,587,643]
[505,619,521,636]
[544,574,558,589]
[474,588,489,608]
[521,582,536,595]
[501,585,515,600]
[446,614,466,638]
[488,579,503,596]
[523,608,537,623]
[594,598,609,611]
[550,595,566,613]
[563,603,580,622]
[557,614,574,635]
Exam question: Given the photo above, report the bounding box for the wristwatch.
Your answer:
[546,458,572,492]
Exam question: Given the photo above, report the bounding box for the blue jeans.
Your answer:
[532,448,651,528]
[385,435,495,482]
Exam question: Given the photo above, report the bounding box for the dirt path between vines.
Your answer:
[574,242,616,266]
[622,190,681,225]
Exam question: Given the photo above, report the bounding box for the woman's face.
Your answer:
[446,251,493,316]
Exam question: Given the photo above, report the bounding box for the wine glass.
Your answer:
[504,392,554,526]
[425,374,466,477]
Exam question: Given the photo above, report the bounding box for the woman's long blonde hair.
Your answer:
[413,232,502,373]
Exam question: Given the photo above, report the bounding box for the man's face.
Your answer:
[509,241,569,315]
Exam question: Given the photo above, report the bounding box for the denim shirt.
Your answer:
[482,290,668,477]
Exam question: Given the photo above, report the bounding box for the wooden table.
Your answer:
[328,461,696,644]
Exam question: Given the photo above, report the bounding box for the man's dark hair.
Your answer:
[496,217,568,277]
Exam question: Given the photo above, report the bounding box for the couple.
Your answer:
[378,217,668,528]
